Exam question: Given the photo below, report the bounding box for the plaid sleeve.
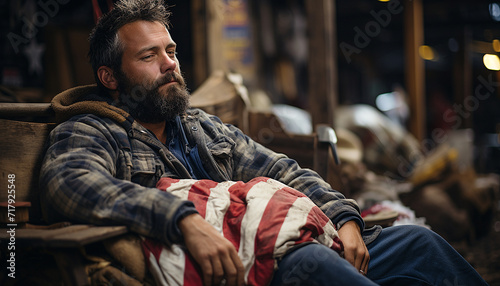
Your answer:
[220,121,364,229]
[40,116,197,245]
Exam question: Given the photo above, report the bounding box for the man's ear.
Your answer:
[97,66,118,90]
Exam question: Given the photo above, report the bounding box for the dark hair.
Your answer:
[88,0,171,91]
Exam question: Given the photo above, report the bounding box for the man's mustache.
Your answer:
[154,71,185,89]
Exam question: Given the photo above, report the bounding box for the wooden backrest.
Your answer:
[0,118,55,224]
[0,103,55,224]
[247,110,318,169]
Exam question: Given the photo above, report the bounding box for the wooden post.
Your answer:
[404,0,426,141]
[206,0,226,73]
[191,0,209,87]
[190,0,226,86]
[306,0,337,127]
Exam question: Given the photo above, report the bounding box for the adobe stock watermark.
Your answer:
[339,0,404,64]
[119,84,150,114]
[255,116,285,144]
[6,0,70,54]
[394,73,500,179]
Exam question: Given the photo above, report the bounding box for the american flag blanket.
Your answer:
[142,177,343,286]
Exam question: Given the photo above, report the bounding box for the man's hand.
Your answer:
[337,220,369,275]
[178,214,245,286]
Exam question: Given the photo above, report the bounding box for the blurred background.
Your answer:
[1,0,499,172]
[1,0,500,283]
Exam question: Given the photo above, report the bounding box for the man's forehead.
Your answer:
[118,20,172,46]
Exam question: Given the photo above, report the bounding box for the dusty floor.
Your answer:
[453,199,500,285]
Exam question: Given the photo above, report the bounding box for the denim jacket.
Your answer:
[40,85,376,246]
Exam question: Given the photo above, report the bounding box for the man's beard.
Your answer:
[115,70,190,123]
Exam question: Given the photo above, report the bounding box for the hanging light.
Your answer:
[419,45,436,61]
[483,54,500,71]
[489,3,500,21]
[493,39,500,52]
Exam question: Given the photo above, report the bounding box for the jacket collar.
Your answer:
[51,85,133,127]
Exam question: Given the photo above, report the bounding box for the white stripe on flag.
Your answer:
[273,196,315,257]
[317,221,338,248]
[238,180,282,278]
[166,180,196,200]
[204,181,236,233]
[155,244,186,285]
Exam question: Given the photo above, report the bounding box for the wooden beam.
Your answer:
[191,0,209,87]
[190,0,226,86]
[206,0,225,73]
[306,0,337,127]
[404,0,426,141]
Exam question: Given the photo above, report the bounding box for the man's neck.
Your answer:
[137,120,167,144]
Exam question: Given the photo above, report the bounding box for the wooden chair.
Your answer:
[246,110,344,193]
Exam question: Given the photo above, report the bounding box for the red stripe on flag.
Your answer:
[223,177,268,252]
[184,253,203,286]
[247,186,299,285]
[141,238,164,269]
[297,199,344,253]
[280,185,308,198]
[188,180,219,219]
[304,202,330,236]
[295,206,328,246]
[156,177,180,191]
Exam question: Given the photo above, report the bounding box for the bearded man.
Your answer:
[40,0,488,285]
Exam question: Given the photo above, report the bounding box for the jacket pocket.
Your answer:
[206,138,235,159]
[205,138,235,179]
[130,152,160,187]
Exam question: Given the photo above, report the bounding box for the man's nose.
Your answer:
[160,52,177,73]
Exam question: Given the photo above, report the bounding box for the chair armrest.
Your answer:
[0,225,128,248]
[0,102,53,118]
[316,124,341,165]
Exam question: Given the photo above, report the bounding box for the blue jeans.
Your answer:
[269,225,488,285]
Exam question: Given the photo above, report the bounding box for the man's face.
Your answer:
[115,20,189,122]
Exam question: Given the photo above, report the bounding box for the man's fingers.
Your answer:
[360,250,370,275]
[225,250,245,286]
[199,251,244,286]
[343,244,359,268]
[337,221,370,276]
[199,258,213,286]
[179,215,244,285]
[355,246,367,270]
[219,254,237,286]
[210,256,225,286]
[234,251,245,286]
[344,244,369,276]
[216,247,245,286]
